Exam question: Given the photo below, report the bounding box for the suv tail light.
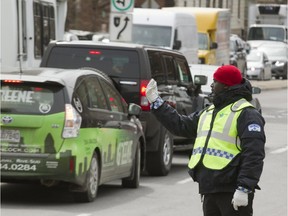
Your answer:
[140,80,150,111]
[62,104,82,138]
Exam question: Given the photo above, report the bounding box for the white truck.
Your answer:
[247,4,288,44]
[131,8,198,64]
[0,0,67,69]
[162,7,231,66]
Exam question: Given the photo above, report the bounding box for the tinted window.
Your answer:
[87,77,108,110]
[101,81,125,113]
[46,47,140,78]
[0,82,64,115]
[163,56,177,81]
[148,51,165,83]
[175,58,191,83]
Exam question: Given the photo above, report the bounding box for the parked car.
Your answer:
[40,40,207,176]
[229,34,247,77]
[246,49,272,80]
[189,64,262,113]
[248,41,288,79]
[0,67,145,202]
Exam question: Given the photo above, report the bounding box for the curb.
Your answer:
[250,80,287,91]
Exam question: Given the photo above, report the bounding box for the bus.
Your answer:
[1,0,67,69]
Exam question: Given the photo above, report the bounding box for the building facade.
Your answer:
[65,0,287,40]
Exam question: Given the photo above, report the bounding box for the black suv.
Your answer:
[41,41,207,176]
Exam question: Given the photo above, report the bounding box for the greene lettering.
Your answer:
[0,90,34,103]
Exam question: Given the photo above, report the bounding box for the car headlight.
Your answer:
[275,61,285,67]
[250,67,262,72]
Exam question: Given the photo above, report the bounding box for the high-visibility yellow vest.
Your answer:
[188,99,254,170]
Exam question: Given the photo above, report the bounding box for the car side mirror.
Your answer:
[173,40,182,50]
[252,86,261,94]
[210,42,218,49]
[128,103,142,117]
[194,75,208,86]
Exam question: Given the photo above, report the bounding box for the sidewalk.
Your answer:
[250,79,287,90]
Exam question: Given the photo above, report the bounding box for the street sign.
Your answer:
[111,0,134,13]
[109,13,133,42]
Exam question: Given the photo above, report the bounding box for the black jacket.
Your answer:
[152,79,266,194]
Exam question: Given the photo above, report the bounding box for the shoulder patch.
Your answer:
[248,124,261,132]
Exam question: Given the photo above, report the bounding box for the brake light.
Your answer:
[89,50,101,55]
[34,87,43,91]
[140,80,150,111]
[3,80,23,83]
[62,104,82,138]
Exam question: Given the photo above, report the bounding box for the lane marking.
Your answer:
[177,178,192,184]
[270,146,288,154]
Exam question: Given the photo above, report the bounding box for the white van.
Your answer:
[131,8,198,64]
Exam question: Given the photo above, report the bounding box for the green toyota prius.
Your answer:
[0,67,145,202]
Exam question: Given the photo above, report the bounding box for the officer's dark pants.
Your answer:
[202,192,254,216]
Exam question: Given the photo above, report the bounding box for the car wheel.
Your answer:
[122,142,141,188]
[74,152,99,202]
[145,127,173,176]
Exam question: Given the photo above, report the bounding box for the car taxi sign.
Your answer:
[111,0,134,13]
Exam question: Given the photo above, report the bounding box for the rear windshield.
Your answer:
[45,47,140,78]
[1,82,65,115]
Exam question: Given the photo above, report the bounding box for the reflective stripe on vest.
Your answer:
[188,99,254,170]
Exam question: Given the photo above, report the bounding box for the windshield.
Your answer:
[248,27,286,42]
[132,25,172,47]
[198,33,209,50]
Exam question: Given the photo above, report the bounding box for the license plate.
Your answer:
[0,129,20,143]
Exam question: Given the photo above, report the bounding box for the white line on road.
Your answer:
[270,146,288,154]
[177,177,192,184]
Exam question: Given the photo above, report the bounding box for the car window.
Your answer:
[0,82,64,115]
[148,51,165,83]
[74,78,89,108]
[100,81,125,113]
[163,56,177,81]
[46,47,140,78]
[87,77,109,110]
[175,57,191,83]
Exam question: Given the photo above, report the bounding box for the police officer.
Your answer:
[146,65,265,216]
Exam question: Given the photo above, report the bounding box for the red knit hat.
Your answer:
[213,65,242,86]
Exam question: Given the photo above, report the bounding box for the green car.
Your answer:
[0,67,145,202]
